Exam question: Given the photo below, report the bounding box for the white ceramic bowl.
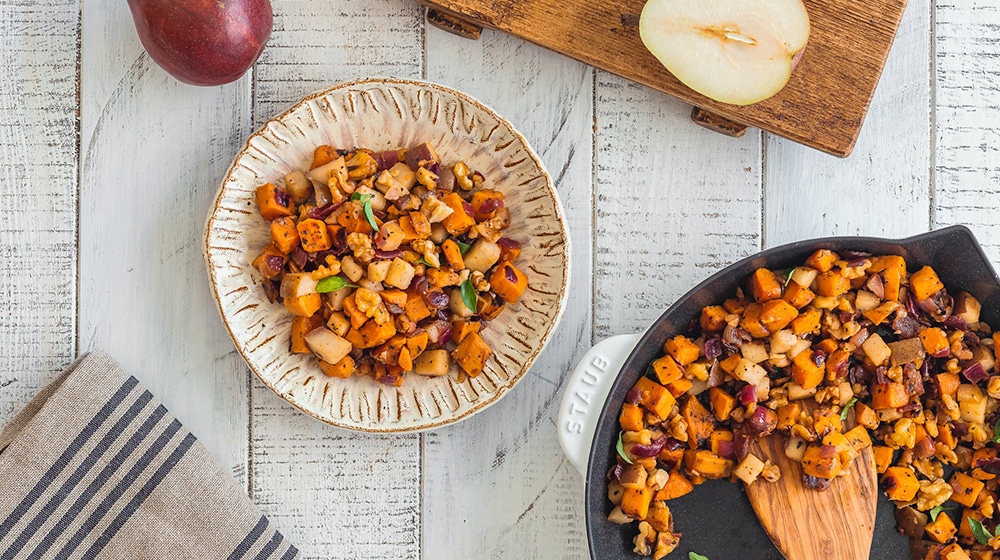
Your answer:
[204,78,570,432]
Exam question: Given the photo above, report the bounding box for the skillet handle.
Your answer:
[558,333,644,477]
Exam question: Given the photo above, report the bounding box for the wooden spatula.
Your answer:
[743,407,879,560]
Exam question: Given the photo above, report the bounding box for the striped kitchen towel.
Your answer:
[0,351,299,560]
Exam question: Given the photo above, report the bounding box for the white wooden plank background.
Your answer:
[0,0,993,558]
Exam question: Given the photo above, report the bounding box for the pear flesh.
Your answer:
[639,0,810,106]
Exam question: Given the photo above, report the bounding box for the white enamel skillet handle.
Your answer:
[557,333,644,477]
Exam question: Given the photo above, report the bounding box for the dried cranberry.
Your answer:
[704,337,723,361]
[273,188,290,208]
[478,198,502,215]
[802,474,832,491]
[626,388,642,404]
[425,290,449,309]
[497,237,521,250]
[393,194,411,211]
[461,200,475,217]
[307,202,341,220]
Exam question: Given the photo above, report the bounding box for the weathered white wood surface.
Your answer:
[0,1,79,425]
[2,0,995,558]
[78,0,251,478]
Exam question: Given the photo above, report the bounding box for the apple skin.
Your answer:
[127,0,273,86]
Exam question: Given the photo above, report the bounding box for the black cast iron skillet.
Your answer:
[563,225,1000,560]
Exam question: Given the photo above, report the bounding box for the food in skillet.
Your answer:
[250,142,528,385]
[608,249,1000,560]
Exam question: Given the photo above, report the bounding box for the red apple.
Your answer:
[127,0,273,87]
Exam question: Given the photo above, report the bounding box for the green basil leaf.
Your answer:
[315,276,356,293]
[456,240,471,255]
[992,417,1000,443]
[350,192,364,201]
[929,505,945,522]
[839,398,858,421]
[783,268,795,288]
[616,432,633,465]
[969,517,991,545]
[461,278,477,313]
[361,198,378,232]
[689,553,709,560]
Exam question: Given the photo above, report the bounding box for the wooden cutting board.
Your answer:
[414,0,909,157]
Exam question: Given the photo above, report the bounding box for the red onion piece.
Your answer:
[716,439,736,460]
[733,431,751,462]
[707,360,724,388]
[374,249,403,260]
[849,328,870,349]
[739,384,758,405]
[497,237,521,250]
[962,361,988,385]
[625,388,642,405]
[917,297,940,314]
[307,201,342,220]
[607,464,623,482]
[664,437,685,452]
[944,315,969,332]
[289,248,308,269]
[504,265,517,283]
[802,474,832,491]
[746,406,777,436]
[953,422,970,438]
[866,274,885,299]
[373,150,399,172]
[630,435,667,458]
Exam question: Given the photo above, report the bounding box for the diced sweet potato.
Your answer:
[709,387,737,422]
[686,450,733,479]
[634,377,676,420]
[297,218,332,253]
[776,402,801,430]
[619,403,644,432]
[812,407,843,437]
[925,512,957,544]
[936,372,961,398]
[950,471,985,507]
[700,305,728,332]
[910,266,945,301]
[651,355,685,385]
[920,327,950,358]
[791,349,824,390]
[470,189,504,221]
[440,192,475,235]
[452,321,481,344]
[620,486,653,520]
[310,145,339,170]
[871,382,909,410]
[791,307,821,335]
[844,425,873,453]
[655,470,694,501]
[378,220,407,251]
[682,395,715,449]
[759,299,799,333]
[255,183,295,221]
[667,377,693,398]
[805,249,838,273]
[342,294,369,330]
[873,446,894,474]
[663,335,701,366]
[882,466,920,502]
[441,239,465,269]
[719,353,742,374]
[645,504,674,533]
[749,268,782,302]
[490,262,528,304]
[940,543,972,560]
[404,291,433,323]
[290,314,324,354]
[406,332,428,360]
[344,319,397,349]
[854,402,880,430]
[451,332,492,377]
[319,355,355,378]
[815,271,850,297]
[284,293,322,317]
[270,216,300,254]
[740,303,770,338]
[782,281,816,309]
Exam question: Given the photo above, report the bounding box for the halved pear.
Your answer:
[639,0,810,106]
